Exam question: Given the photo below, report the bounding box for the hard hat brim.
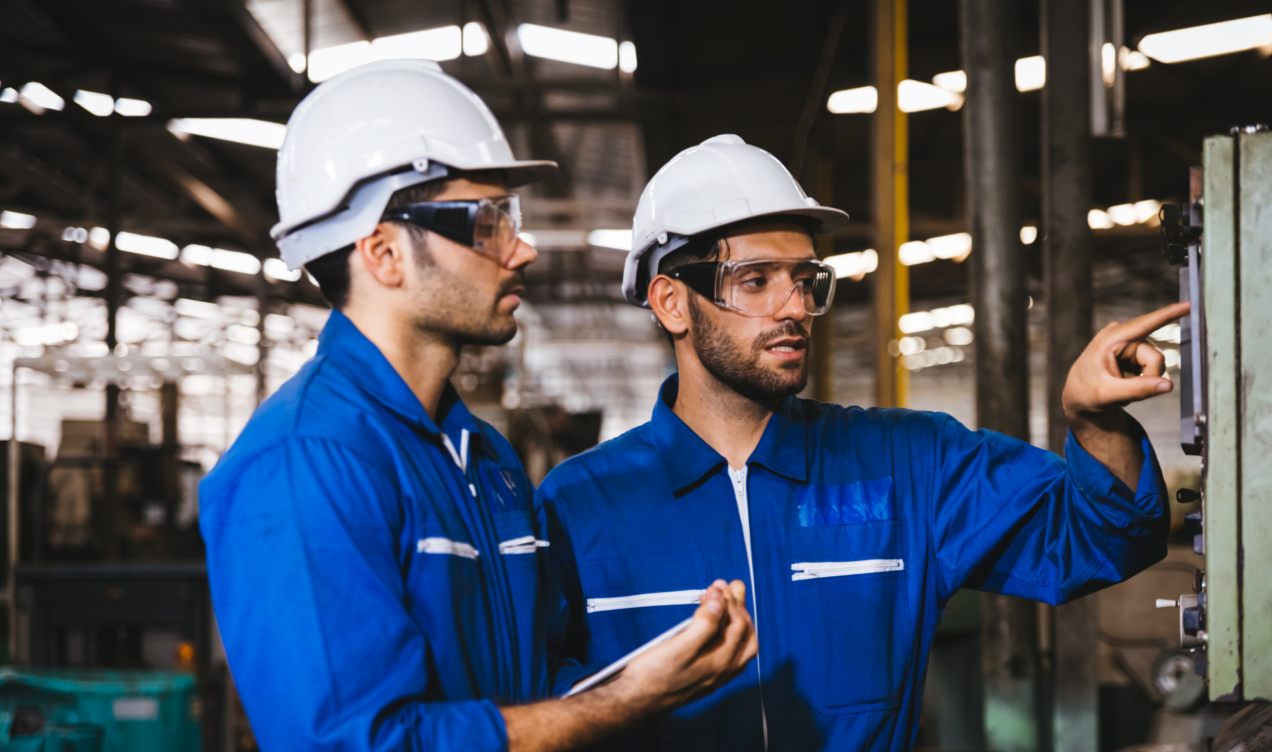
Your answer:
[498,161,558,188]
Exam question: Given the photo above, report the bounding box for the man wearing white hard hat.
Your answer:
[538,134,1185,750]
[199,62,756,752]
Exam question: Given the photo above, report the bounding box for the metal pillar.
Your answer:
[103,101,125,562]
[813,148,835,404]
[1042,1,1098,750]
[872,0,908,408]
[6,364,17,662]
[960,1,1036,749]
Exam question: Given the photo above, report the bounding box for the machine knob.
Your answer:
[1157,599,1179,608]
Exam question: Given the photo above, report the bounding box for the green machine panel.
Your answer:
[1185,128,1272,703]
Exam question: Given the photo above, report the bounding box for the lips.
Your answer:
[763,336,808,360]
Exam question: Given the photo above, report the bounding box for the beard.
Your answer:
[410,241,521,347]
[688,294,810,404]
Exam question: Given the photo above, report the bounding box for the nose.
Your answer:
[506,236,538,270]
[773,284,810,323]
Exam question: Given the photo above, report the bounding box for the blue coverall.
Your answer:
[200,311,584,752]
[538,375,1169,751]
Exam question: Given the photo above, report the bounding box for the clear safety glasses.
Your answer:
[669,258,837,317]
[381,194,523,263]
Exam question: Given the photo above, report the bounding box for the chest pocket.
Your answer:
[788,519,913,715]
[494,511,544,621]
[582,551,719,743]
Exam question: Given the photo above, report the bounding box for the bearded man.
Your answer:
[536,135,1186,752]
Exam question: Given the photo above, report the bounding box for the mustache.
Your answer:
[752,321,810,351]
[498,272,525,296]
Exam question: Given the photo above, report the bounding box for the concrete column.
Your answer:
[960,1,1036,749]
[1042,1,1099,750]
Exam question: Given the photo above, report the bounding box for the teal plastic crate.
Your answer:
[0,668,199,752]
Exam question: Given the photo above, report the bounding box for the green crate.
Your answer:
[0,668,199,752]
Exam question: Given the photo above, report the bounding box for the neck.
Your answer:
[342,305,459,419]
[672,357,777,470]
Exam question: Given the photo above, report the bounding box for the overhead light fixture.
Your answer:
[116,231,178,259]
[175,298,220,319]
[619,41,638,73]
[1139,14,1272,64]
[14,321,79,347]
[463,22,489,56]
[1020,226,1038,244]
[89,227,110,250]
[0,88,17,104]
[824,250,878,280]
[115,98,152,117]
[1015,56,1046,92]
[899,80,963,112]
[306,26,463,83]
[518,24,620,69]
[0,211,37,230]
[899,304,975,334]
[932,70,967,93]
[588,229,632,250]
[182,244,261,275]
[1087,209,1115,230]
[263,258,302,282]
[827,86,878,114]
[74,90,115,117]
[1124,50,1152,70]
[924,232,973,260]
[168,118,287,149]
[288,53,307,73]
[899,240,935,266]
[18,82,65,114]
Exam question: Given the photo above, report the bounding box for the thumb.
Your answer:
[1100,374,1173,405]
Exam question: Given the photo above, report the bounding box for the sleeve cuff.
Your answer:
[1064,413,1167,519]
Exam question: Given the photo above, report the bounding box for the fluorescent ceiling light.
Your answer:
[169,118,286,149]
[932,70,967,93]
[924,232,972,260]
[1139,14,1272,64]
[1087,209,1115,230]
[182,244,261,275]
[518,24,619,69]
[827,86,878,114]
[899,80,963,112]
[619,41,638,73]
[0,211,37,230]
[1134,199,1162,224]
[588,229,632,250]
[1020,226,1038,244]
[264,258,302,282]
[824,250,878,280]
[1124,50,1152,70]
[900,305,976,333]
[115,98,152,117]
[463,22,489,56]
[288,53,307,73]
[74,90,115,117]
[89,227,110,250]
[62,226,89,243]
[117,231,178,259]
[306,41,374,83]
[0,88,17,104]
[1106,203,1138,226]
[1015,56,1046,91]
[14,322,78,347]
[899,240,935,266]
[305,26,463,83]
[372,26,462,62]
[175,298,220,319]
[19,82,65,114]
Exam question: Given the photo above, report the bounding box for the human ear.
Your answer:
[353,223,409,289]
[648,276,690,336]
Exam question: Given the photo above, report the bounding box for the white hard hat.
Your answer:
[622,134,848,307]
[271,59,556,269]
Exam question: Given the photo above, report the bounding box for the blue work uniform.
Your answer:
[200,311,583,752]
[538,375,1169,751]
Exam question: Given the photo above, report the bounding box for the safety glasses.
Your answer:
[669,258,837,317]
[381,194,522,263]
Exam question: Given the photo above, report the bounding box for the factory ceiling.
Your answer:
[0,0,1270,313]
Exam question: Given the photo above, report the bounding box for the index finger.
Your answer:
[1110,301,1191,343]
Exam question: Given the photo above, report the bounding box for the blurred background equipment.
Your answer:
[1,0,1271,750]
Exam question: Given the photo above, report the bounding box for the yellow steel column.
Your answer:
[872,0,909,407]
